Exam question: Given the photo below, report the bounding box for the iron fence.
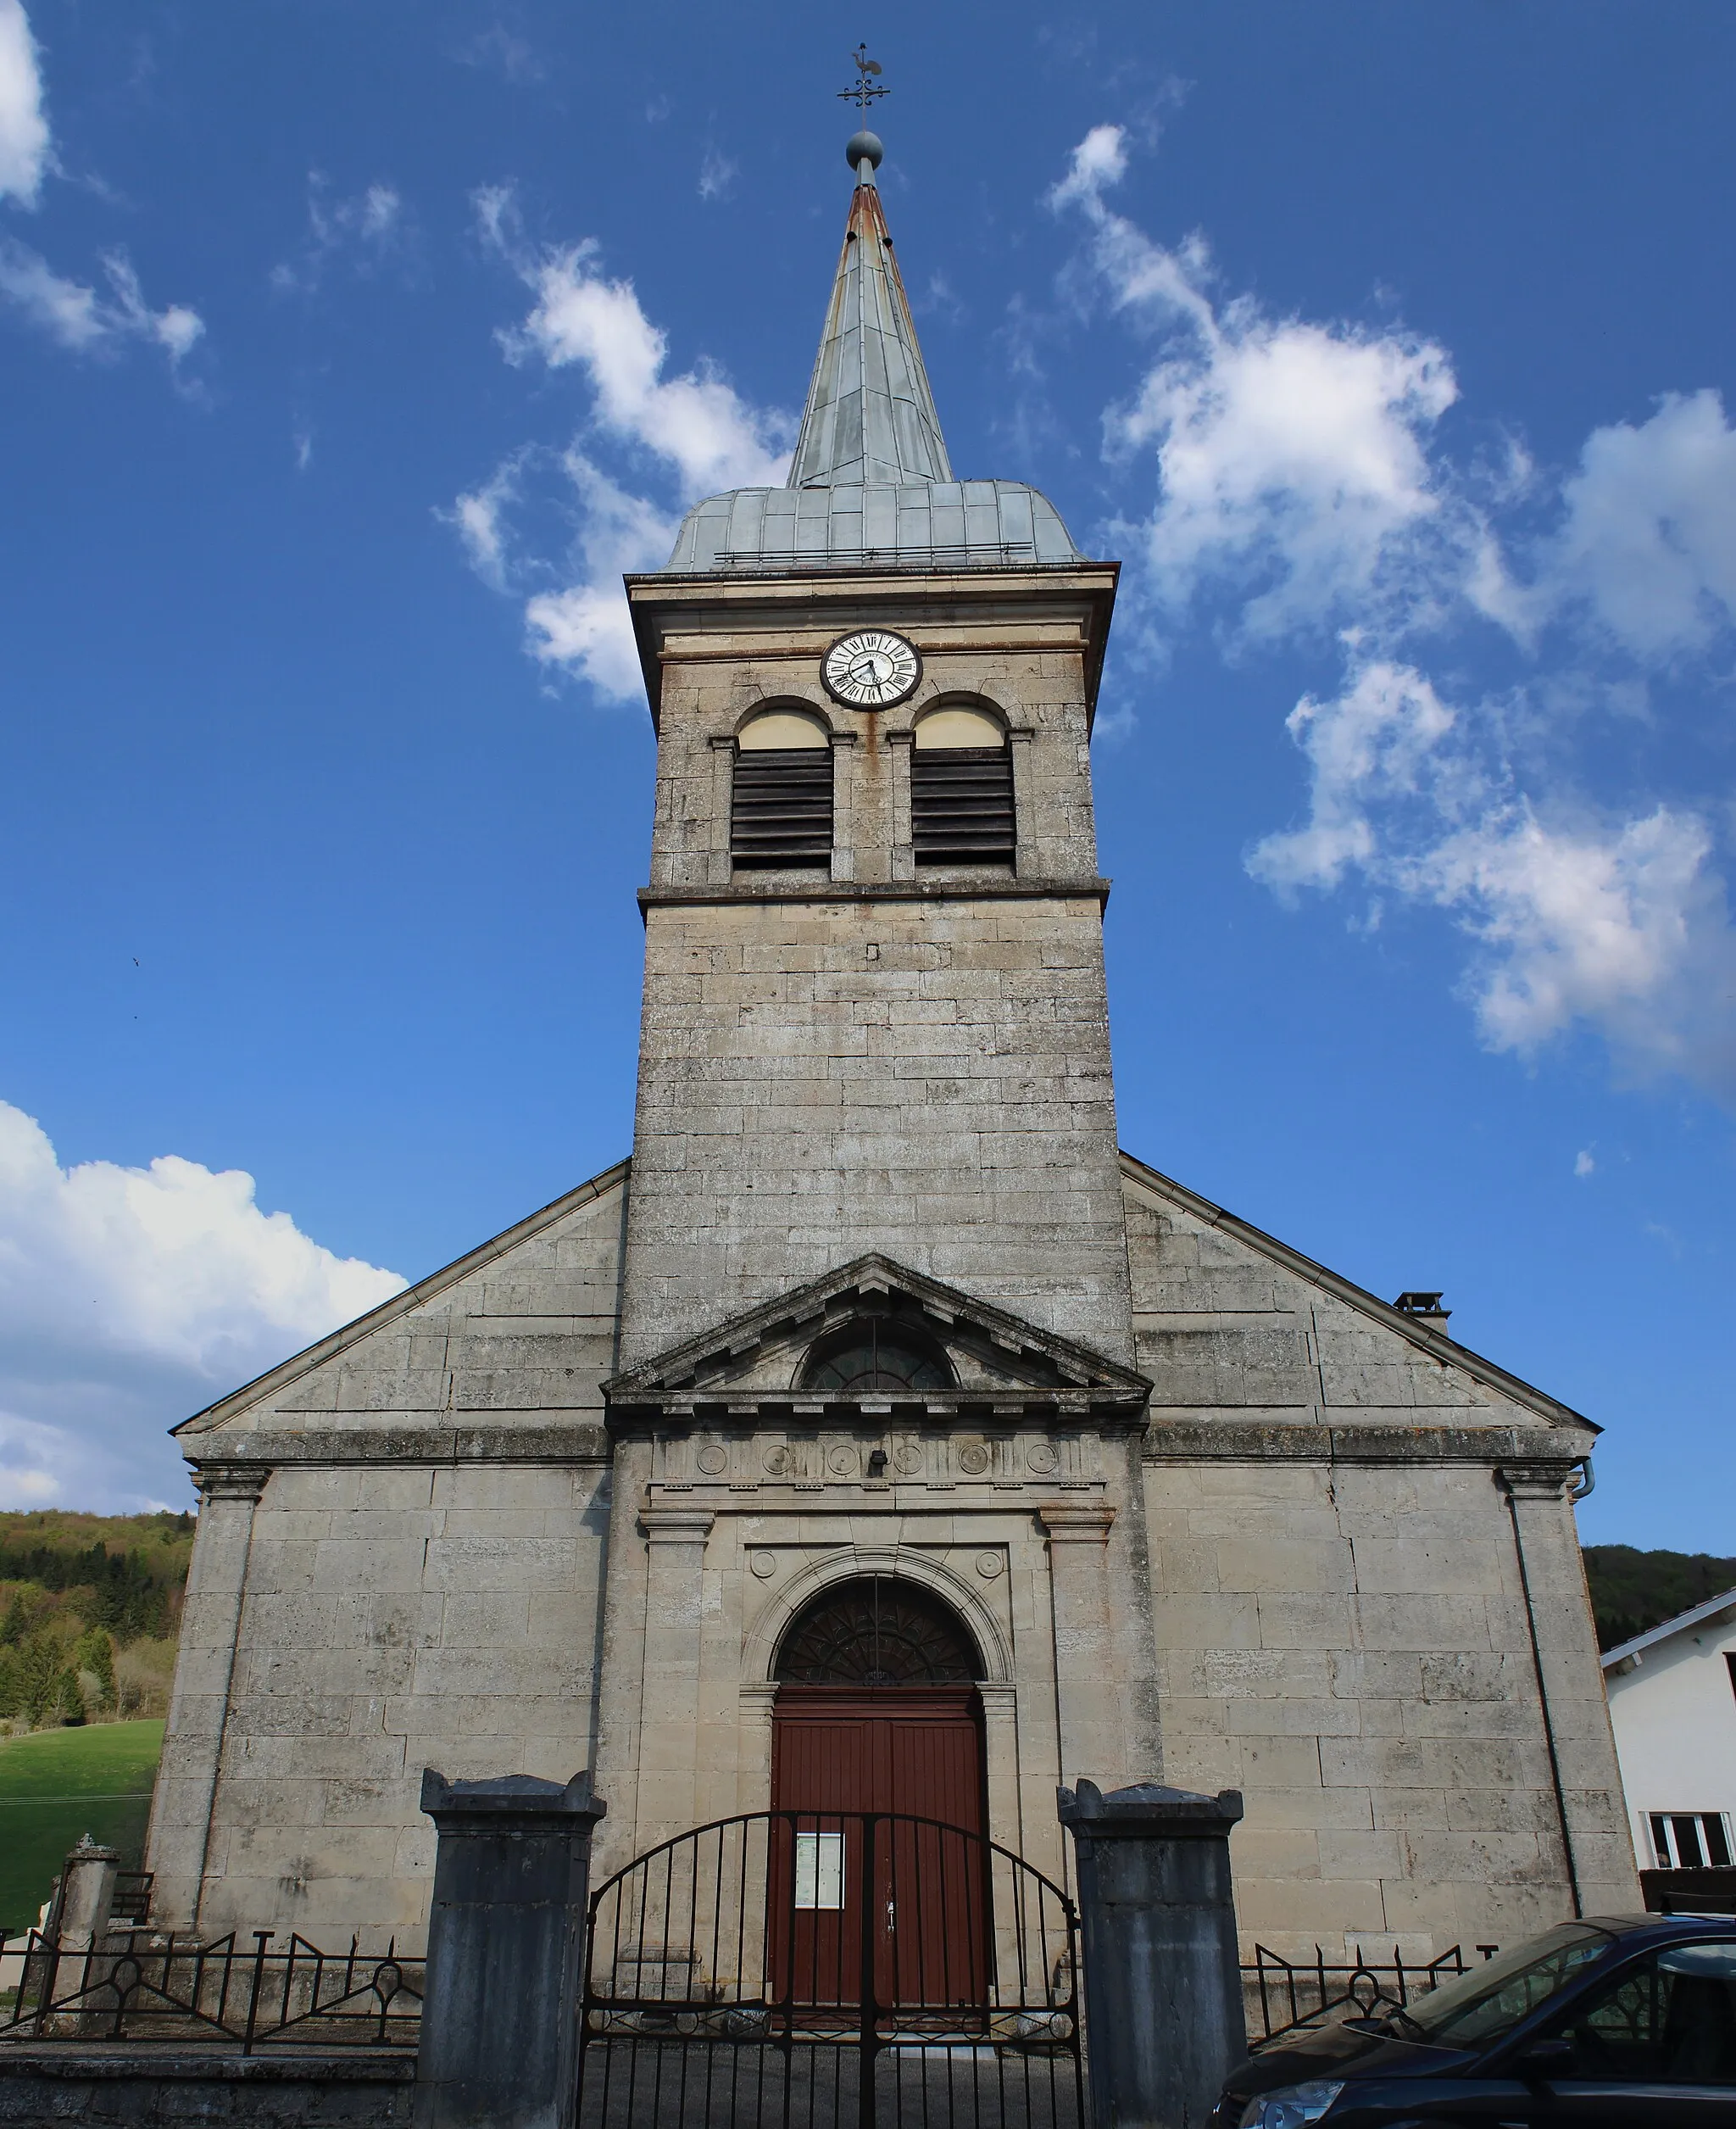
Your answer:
[0,1928,421,2053]
[578,1809,1084,2129]
[110,1871,153,1929]
[1244,1942,1500,2047]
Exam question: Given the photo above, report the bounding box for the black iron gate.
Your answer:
[576,1810,1084,2129]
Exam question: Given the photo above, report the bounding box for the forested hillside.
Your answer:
[0,1510,194,1734]
[1581,1544,1736,1652]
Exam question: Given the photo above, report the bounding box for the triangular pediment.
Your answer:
[604,1254,1150,1429]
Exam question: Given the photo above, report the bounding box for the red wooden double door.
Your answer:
[769,1686,989,2015]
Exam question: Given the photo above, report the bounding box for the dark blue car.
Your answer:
[1215,1913,1736,2126]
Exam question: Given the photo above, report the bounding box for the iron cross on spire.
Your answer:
[837,43,888,114]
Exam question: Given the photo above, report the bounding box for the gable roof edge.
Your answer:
[1602,1586,1736,1673]
[175,1157,631,1441]
[1118,1147,1594,1435]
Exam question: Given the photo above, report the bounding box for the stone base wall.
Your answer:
[0,2049,412,2129]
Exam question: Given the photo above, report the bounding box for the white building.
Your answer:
[1604,1588,1736,1873]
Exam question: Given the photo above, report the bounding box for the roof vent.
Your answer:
[1394,1291,1451,1331]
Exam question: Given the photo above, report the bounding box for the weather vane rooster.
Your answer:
[837,43,889,116]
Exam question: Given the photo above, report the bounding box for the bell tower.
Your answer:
[616,124,1132,1371]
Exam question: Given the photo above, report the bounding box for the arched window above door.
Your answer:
[798,1317,954,1393]
[774,1575,980,1686]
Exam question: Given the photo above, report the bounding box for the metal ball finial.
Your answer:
[846,130,883,174]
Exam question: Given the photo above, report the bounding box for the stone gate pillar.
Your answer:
[414,1770,606,2129]
[1059,1779,1245,2129]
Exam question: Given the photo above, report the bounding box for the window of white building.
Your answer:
[1648,1810,1733,1870]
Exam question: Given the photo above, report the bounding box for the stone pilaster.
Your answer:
[142,1463,267,1930]
[590,1439,654,1878]
[1499,1463,1641,1915]
[1041,1502,1127,1790]
[635,1505,716,1851]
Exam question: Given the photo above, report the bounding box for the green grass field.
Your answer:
[0,1721,164,1937]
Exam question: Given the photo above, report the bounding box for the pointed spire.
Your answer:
[787,142,954,490]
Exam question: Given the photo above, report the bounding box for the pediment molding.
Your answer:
[604,1253,1150,1431]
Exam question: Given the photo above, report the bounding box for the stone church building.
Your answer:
[146,136,1637,1967]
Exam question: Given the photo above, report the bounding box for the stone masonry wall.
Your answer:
[189,1458,609,1950]
[1122,1156,1636,1958]
[153,1173,627,1944]
[623,895,1131,1366]
[1145,1453,1591,1959]
[620,569,1133,1368]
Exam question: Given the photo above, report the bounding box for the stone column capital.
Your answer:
[1039,1501,1116,1543]
[1496,1462,1578,1501]
[191,1463,270,1504]
[640,1505,716,1544]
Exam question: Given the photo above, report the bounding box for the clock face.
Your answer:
[821,629,921,709]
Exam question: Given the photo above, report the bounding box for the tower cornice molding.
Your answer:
[625,562,1119,727]
[637,878,1112,917]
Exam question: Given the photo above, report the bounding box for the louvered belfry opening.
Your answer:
[912,704,1015,866]
[732,707,833,869]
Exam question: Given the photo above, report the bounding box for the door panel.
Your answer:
[770,1687,988,2015]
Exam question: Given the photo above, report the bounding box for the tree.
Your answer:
[70,1626,115,1712]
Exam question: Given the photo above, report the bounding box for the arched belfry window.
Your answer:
[732,707,833,869]
[912,705,1014,866]
[798,1317,954,1393]
[775,1576,980,1685]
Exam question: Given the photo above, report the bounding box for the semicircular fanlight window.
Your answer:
[798,1318,954,1394]
[775,1575,979,1686]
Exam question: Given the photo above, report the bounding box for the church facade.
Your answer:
[146,138,1638,1967]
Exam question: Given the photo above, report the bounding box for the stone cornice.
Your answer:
[607,1390,1150,1434]
[1141,1422,1593,1468]
[181,1424,612,1471]
[638,877,1111,915]
[624,563,1120,729]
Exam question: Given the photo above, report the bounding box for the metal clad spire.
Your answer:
[787,54,953,490]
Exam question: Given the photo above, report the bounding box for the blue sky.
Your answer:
[0,3,1732,1546]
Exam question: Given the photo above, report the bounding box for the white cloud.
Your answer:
[698,147,737,203]
[0,233,97,343]
[453,198,793,703]
[1049,124,1128,211]
[0,237,203,361]
[522,453,676,699]
[1052,125,1458,641]
[1548,390,1736,660]
[448,460,519,593]
[272,176,406,294]
[0,1100,405,1509]
[1249,660,1736,1095]
[0,0,49,206]
[1574,1150,1595,1179]
[500,238,788,494]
